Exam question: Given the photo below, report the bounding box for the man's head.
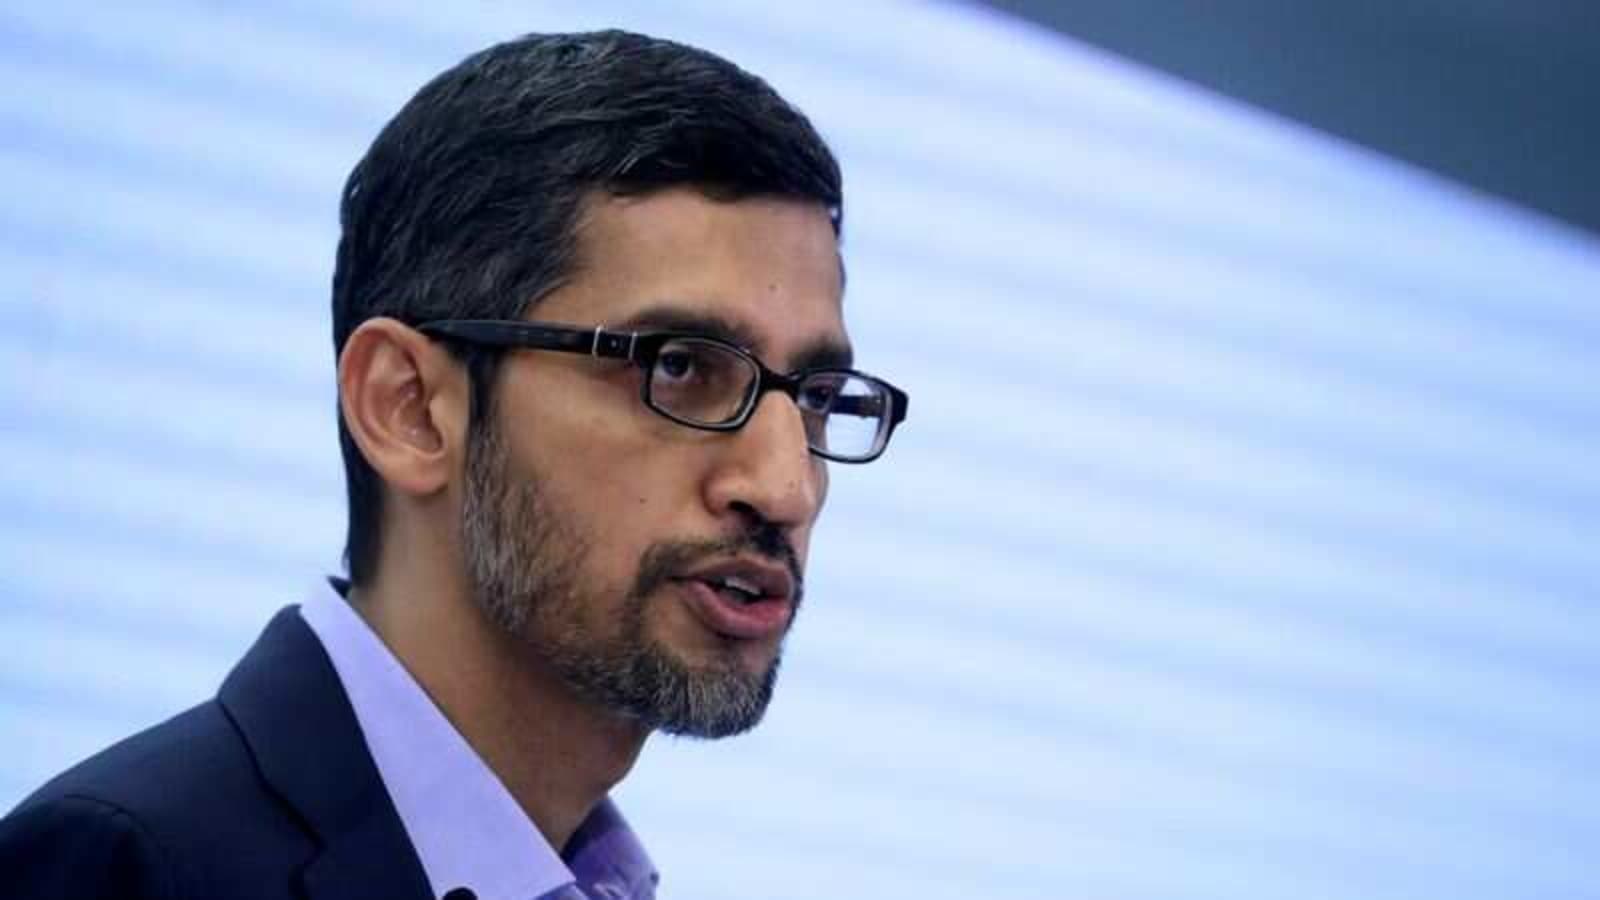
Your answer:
[333,31,879,738]
[445,189,846,738]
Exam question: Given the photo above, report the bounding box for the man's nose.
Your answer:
[703,390,825,530]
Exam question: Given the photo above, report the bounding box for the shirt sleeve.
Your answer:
[0,795,178,900]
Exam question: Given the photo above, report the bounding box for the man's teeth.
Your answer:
[710,576,763,602]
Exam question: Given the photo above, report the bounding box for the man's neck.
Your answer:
[348,572,649,853]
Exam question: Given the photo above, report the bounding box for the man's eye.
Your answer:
[799,383,838,411]
[654,351,697,381]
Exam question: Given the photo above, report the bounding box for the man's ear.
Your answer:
[337,318,470,498]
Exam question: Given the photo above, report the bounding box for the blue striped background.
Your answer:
[2,2,1596,898]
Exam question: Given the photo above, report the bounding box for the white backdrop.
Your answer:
[2,2,1597,898]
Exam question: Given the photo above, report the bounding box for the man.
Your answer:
[0,29,907,899]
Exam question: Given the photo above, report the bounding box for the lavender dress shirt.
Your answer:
[299,581,658,900]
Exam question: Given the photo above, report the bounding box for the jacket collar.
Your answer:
[217,606,434,900]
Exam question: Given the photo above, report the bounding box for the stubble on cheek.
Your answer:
[460,416,584,637]
[459,413,799,737]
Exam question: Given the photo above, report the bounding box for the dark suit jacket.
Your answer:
[0,607,436,899]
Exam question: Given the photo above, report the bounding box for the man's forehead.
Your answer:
[549,189,849,367]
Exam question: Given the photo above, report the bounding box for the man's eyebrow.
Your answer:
[793,337,853,372]
[617,304,854,371]
[618,306,757,348]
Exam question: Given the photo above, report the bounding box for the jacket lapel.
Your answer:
[218,606,434,900]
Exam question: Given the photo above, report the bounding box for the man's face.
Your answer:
[461,188,846,737]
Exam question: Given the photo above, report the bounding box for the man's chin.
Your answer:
[631,643,781,739]
[681,635,785,682]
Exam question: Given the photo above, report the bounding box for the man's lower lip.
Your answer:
[675,580,792,640]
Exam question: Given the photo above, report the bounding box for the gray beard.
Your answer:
[460,417,783,738]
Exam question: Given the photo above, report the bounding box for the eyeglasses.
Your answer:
[417,319,909,463]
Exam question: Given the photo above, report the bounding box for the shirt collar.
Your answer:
[299,579,657,900]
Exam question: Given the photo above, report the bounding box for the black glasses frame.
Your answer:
[416,319,908,463]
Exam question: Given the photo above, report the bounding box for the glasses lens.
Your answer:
[647,338,758,425]
[799,372,890,460]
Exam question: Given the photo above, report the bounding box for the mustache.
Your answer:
[633,521,804,604]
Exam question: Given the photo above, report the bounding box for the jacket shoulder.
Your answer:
[20,700,246,813]
[3,699,314,899]
[0,792,178,899]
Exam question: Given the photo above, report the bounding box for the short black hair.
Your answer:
[332,29,844,585]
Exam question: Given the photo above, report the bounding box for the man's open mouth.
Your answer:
[672,558,797,640]
[700,573,769,605]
